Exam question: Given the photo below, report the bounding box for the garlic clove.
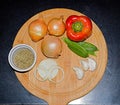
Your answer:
[80,60,89,71]
[87,58,97,71]
[73,67,84,79]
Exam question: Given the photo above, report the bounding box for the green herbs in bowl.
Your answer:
[8,44,36,72]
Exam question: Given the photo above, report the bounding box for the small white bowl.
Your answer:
[8,44,37,72]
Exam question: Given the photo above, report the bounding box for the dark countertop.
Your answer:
[0,0,120,104]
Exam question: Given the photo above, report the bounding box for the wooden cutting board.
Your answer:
[13,8,108,105]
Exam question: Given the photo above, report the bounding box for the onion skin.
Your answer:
[28,17,47,42]
[41,36,62,58]
[48,16,65,36]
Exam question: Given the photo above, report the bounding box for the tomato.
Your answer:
[66,15,92,41]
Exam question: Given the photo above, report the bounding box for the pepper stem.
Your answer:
[72,22,83,32]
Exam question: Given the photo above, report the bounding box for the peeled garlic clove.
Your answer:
[87,58,97,71]
[80,60,89,71]
[73,67,84,80]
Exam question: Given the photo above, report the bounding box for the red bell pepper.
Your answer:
[66,15,92,41]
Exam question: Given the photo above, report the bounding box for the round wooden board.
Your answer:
[13,8,108,105]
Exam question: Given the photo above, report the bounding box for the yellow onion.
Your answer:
[41,35,62,58]
[48,16,65,36]
[28,16,47,42]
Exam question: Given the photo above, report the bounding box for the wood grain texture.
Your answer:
[13,8,108,105]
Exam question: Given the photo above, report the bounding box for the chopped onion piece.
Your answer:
[37,58,58,79]
[47,66,59,79]
[48,66,64,83]
[34,68,47,81]
[34,58,64,83]
[73,67,84,79]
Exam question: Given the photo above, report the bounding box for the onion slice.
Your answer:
[48,65,64,83]
[34,58,64,83]
[34,68,48,82]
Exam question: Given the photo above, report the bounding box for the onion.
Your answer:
[41,35,62,58]
[48,16,65,36]
[34,58,64,83]
[28,16,47,42]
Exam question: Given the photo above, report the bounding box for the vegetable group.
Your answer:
[28,14,98,81]
[66,15,92,41]
[28,15,97,59]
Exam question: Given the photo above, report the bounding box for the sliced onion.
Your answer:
[34,58,64,83]
[47,66,59,79]
[37,59,58,79]
[34,68,47,82]
[48,65,64,83]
